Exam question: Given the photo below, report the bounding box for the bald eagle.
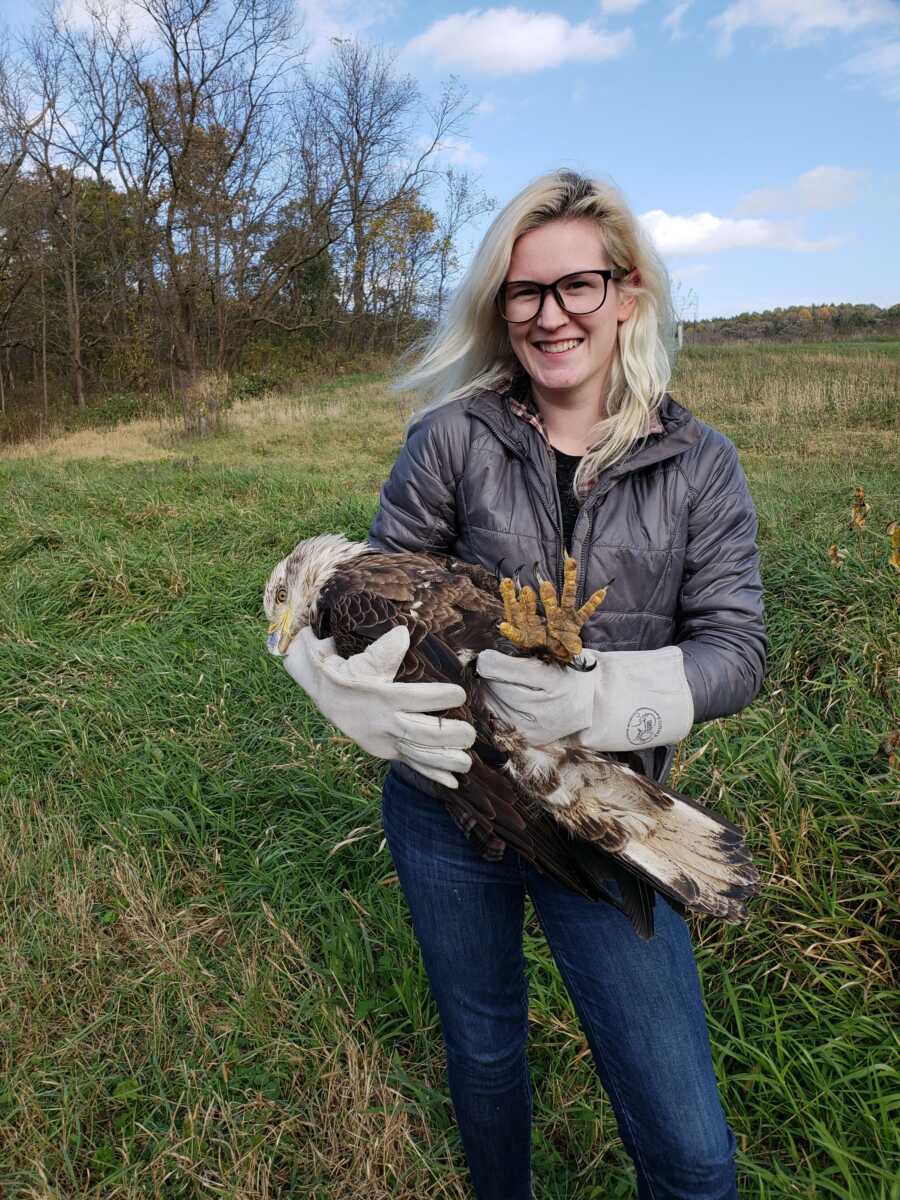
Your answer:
[264,534,759,939]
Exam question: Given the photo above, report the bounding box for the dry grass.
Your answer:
[2,414,177,461]
[2,377,401,468]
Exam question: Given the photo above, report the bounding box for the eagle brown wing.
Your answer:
[318,550,502,659]
[312,559,657,925]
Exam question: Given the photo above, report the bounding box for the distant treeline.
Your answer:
[687,303,900,345]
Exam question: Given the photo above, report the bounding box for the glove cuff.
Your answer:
[578,646,695,752]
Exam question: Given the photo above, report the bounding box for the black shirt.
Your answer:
[553,448,583,553]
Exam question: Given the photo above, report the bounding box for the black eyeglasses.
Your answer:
[496,268,631,324]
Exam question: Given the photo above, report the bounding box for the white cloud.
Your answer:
[60,0,159,40]
[435,136,487,167]
[296,0,398,58]
[710,0,898,54]
[842,40,900,102]
[735,166,869,215]
[598,0,645,13]
[475,95,498,115]
[663,1,693,39]
[405,134,487,171]
[640,208,847,255]
[672,263,711,279]
[61,0,387,54]
[406,8,635,75]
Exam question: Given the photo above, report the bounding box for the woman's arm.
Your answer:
[368,409,465,554]
[675,436,767,725]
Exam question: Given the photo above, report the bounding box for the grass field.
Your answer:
[1,343,898,1198]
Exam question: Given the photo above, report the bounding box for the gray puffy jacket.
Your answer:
[368,388,767,787]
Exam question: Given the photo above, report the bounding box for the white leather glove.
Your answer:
[476,646,694,752]
[282,625,476,788]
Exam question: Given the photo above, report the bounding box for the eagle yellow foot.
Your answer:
[498,554,610,664]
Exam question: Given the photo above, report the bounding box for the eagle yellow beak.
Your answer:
[266,608,294,656]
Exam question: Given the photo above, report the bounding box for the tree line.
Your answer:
[0,0,493,437]
[687,302,900,346]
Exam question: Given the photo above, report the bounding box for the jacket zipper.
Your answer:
[543,441,567,595]
[572,481,613,607]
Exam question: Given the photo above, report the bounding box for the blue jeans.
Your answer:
[381,767,738,1200]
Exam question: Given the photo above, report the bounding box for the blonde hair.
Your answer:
[396,168,676,492]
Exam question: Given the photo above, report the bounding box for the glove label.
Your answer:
[626,707,663,746]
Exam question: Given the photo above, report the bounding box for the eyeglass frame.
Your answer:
[495,267,632,324]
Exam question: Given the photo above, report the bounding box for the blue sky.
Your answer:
[5,0,899,319]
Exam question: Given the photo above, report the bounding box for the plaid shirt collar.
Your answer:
[504,377,664,446]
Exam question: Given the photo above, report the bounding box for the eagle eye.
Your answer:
[275,585,287,604]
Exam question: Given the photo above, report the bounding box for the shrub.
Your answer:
[63,391,176,431]
[181,370,230,436]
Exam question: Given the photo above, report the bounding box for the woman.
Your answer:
[285,169,766,1199]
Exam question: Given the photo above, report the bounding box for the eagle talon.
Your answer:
[497,554,611,664]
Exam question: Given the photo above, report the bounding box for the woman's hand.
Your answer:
[283,625,476,789]
[476,646,695,752]
[476,651,596,746]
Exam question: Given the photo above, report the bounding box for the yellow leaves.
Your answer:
[366,193,437,257]
[888,522,900,572]
[850,486,870,529]
[833,487,899,574]
[880,731,900,772]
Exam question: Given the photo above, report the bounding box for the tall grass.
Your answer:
[1,344,898,1198]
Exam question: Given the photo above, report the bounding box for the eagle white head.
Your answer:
[263,533,371,655]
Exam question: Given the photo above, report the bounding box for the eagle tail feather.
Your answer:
[599,782,757,922]
[511,748,758,924]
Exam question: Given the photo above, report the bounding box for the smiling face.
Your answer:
[503,217,636,414]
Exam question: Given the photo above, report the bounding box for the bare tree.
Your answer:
[236,73,346,339]
[432,166,495,318]
[0,40,48,207]
[310,41,473,346]
[19,23,91,408]
[0,39,52,413]
[49,4,145,355]
[98,0,302,425]
[671,279,699,348]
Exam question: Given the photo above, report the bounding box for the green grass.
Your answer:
[1,347,898,1198]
